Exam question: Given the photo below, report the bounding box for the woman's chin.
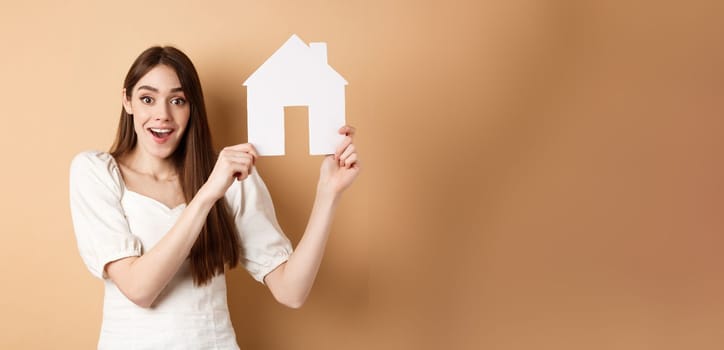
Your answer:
[143,143,177,159]
[156,151,175,159]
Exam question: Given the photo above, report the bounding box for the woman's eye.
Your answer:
[171,98,186,106]
[140,96,153,104]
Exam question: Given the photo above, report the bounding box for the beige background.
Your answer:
[2,0,724,349]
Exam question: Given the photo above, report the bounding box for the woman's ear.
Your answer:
[121,88,133,115]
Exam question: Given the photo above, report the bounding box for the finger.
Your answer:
[339,143,355,160]
[220,156,253,173]
[229,162,251,181]
[227,157,253,171]
[223,144,259,163]
[338,125,356,137]
[222,150,256,166]
[225,143,257,152]
[338,144,355,166]
[223,155,252,170]
[243,144,259,162]
[233,170,249,181]
[222,151,255,163]
[343,152,358,169]
[334,136,353,160]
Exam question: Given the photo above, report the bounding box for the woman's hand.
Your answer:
[200,143,258,201]
[317,125,361,197]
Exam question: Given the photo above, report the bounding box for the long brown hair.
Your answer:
[110,46,241,286]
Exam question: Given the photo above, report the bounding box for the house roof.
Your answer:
[243,34,348,87]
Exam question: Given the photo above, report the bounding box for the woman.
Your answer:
[69,46,360,349]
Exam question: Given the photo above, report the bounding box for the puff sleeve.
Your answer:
[224,167,293,284]
[69,151,142,279]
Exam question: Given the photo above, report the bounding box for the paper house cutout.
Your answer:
[243,34,348,156]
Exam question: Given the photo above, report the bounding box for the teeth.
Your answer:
[150,128,172,133]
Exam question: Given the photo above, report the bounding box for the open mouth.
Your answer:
[147,128,174,143]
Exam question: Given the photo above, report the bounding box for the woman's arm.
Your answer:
[106,144,258,308]
[105,191,216,308]
[264,126,360,308]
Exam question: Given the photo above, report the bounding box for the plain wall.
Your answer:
[1,0,724,349]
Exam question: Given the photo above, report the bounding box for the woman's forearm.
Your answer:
[107,188,217,308]
[266,190,340,308]
[110,144,258,308]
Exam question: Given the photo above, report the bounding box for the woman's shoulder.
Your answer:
[71,149,114,163]
[71,150,117,171]
[70,150,123,187]
[71,149,112,161]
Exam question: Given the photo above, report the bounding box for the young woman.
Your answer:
[69,46,360,349]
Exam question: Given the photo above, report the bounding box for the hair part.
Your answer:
[110,46,242,286]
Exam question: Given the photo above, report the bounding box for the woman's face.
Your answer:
[122,64,190,160]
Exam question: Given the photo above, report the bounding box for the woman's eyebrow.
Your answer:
[136,85,183,93]
[137,85,158,92]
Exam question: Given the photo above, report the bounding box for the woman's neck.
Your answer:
[121,147,178,181]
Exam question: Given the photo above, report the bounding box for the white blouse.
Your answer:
[69,150,293,350]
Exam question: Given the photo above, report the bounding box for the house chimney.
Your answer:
[310,42,328,64]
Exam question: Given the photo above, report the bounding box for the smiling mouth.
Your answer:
[148,128,174,138]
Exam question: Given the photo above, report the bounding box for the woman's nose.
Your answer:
[154,103,171,121]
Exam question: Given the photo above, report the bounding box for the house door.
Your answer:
[283,106,310,155]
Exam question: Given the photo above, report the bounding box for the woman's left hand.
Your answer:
[318,125,361,197]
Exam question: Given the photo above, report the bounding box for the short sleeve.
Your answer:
[69,151,142,279]
[224,167,293,284]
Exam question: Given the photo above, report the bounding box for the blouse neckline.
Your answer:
[124,189,187,213]
[106,152,187,213]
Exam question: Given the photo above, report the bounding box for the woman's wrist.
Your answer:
[195,184,221,207]
[315,185,341,207]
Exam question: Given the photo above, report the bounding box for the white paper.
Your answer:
[244,34,348,156]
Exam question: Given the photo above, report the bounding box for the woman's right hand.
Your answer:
[200,143,258,201]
